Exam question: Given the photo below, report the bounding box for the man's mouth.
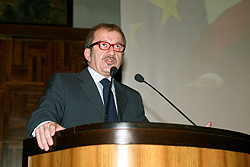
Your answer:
[105,56,117,65]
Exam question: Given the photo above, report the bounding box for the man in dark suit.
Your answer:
[27,23,149,151]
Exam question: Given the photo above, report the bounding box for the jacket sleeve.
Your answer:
[26,73,66,138]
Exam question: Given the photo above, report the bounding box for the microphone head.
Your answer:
[134,74,145,83]
[110,66,118,77]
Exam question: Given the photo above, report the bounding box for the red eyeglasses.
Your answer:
[88,41,125,52]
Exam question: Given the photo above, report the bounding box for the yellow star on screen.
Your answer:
[149,0,181,25]
[130,22,143,49]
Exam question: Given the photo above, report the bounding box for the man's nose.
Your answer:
[107,45,116,55]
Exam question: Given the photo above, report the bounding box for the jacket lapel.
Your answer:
[78,68,105,118]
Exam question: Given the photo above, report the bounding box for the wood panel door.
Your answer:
[0,25,89,166]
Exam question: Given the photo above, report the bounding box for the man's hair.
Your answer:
[85,23,126,48]
[83,23,126,66]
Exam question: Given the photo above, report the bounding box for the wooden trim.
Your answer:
[0,24,90,40]
[23,122,250,158]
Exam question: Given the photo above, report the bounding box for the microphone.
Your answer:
[110,66,118,77]
[134,74,197,126]
[104,66,118,122]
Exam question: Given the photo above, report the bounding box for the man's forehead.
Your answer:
[93,29,123,43]
[94,28,121,37]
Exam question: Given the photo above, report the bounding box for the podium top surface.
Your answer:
[23,122,250,156]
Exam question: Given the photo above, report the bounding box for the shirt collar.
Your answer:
[87,66,112,84]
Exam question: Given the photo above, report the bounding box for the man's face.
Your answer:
[84,28,124,77]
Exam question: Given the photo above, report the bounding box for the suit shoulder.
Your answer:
[115,81,141,95]
[56,72,80,78]
[47,72,81,86]
[51,72,80,80]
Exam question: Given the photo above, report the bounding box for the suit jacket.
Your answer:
[27,68,149,137]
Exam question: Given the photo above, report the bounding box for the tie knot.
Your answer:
[100,78,110,88]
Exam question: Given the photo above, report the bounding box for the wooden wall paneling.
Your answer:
[0,25,90,167]
[63,42,72,72]
[67,41,86,73]
[0,90,5,166]
[0,38,7,152]
[0,91,4,141]
[0,37,12,84]
[26,40,47,82]
[12,39,48,83]
[54,41,65,72]
[0,38,6,88]
[54,40,86,73]
[13,40,23,66]
[44,41,54,84]
[2,142,23,167]
[9,38,57,83]
[0,142,1,167]
[1,87,10,142]
[0,24,90,40]
[0,39,7,150]
[0,38,5,145]
[0,87,10,167]
[64,41,86,73]
[6,85,45,141]
[1,85,45,167]
[0,89,8,142]
[12,39,28,82]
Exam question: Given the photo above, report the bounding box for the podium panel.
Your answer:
[23,122,250,167]
[28,144,250,167]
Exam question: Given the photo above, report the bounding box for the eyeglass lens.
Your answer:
[99,41,125,52]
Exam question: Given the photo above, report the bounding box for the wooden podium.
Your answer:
[22,122,250,167]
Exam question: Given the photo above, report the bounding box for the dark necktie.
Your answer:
[100,78,119,122]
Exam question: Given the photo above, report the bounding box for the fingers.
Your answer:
[205,121,212,127]
[36,124,50,151]
[35,122,65,151]
[49,124,56,138]
[35,128,44,150]
[56,125,66,132]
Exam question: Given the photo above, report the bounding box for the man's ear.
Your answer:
[84,48,91,61]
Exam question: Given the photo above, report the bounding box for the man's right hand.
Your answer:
[35,122,65,151]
